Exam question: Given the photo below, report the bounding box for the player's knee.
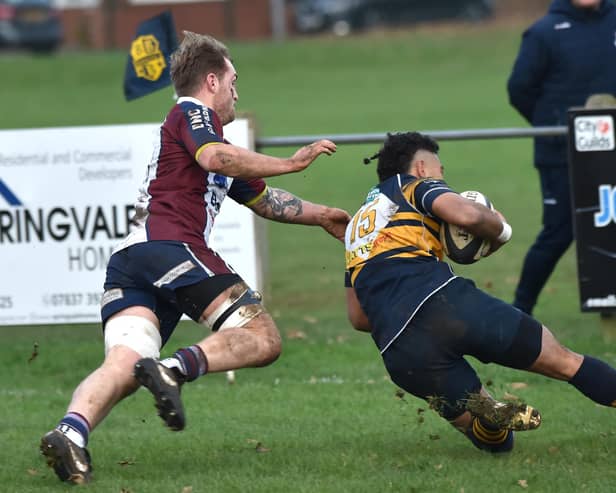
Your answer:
[100,351,142,395]
[257,331,282,366]
[249,314,281,366]
[104,315,162,359]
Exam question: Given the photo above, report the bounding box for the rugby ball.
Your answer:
[440,190,493,265]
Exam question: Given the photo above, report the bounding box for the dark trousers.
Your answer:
[513,167,574,314]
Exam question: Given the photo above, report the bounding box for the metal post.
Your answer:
[270,0,287,42]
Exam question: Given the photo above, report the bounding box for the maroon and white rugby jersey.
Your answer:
[115,97,266,253]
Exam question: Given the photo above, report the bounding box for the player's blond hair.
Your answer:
[170,31,231,97]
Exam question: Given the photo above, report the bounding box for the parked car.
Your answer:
[293,0,494,36]
[0,0,62,52]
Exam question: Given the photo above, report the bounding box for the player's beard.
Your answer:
[218,106,235,125]
[223,107,235,125]
[216,96,236,126]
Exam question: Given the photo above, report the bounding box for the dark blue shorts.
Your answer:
[100,241,242,345]
[381,277,542,420]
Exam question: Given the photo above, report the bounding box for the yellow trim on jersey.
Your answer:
[195,141,223,161]
[401,178,447,230]
[348,229,441,286]
[391,211,440,236]
[388,251,434,260]
[244,186,269,207]
[401,178,423,206]
[370,227,423,257]
[371,220,441,259]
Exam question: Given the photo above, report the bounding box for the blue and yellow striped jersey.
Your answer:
[344,174,458,352]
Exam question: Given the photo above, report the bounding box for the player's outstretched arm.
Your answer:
[197,139,337,179]
[248,187,351,242]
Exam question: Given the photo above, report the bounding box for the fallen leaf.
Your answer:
[503,392,519,401]
[434,464,443,471]
[303,315,318,324]
[510,382,528,390]
[255,442,270,453]
[517,479,528,488]
[286,329,307,340]
[27,468,38,476]
[182,486,193,493]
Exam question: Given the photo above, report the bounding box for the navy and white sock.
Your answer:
[57,412,90,448]
[161,345,208,382]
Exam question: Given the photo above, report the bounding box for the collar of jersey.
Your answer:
[176,96,204,106]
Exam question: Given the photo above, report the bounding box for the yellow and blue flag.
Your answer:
[123,11,178,101]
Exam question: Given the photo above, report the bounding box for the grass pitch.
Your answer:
[2,22,616,492]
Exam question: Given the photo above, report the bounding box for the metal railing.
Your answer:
[255,125,568,149]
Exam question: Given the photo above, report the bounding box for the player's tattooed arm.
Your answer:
[249,187,351,241]
[250,187,303,222]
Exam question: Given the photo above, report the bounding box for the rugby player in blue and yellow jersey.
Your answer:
[345,131,616,452]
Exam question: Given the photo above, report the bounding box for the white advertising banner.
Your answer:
[0,120,263,326]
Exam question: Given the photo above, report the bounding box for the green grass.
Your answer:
[2,24,615,492]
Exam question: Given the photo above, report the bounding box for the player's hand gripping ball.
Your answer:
[440,190,493,264]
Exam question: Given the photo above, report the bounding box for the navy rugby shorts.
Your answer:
[100,240,242,345]
[381,277,542,420]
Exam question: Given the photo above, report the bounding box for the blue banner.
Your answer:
[123,11,178,101]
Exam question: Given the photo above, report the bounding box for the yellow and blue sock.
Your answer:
[466,417,514,453]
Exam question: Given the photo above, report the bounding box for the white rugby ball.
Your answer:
[440,190,493,265]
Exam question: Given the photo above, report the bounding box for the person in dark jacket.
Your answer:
[507,0,616,315]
